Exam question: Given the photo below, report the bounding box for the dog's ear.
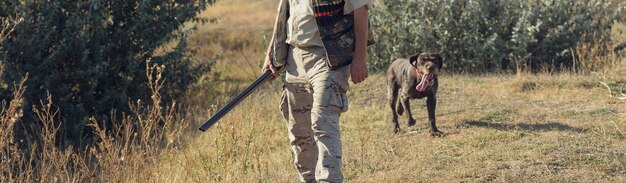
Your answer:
[434,54,443,70]
[409,53,421,68]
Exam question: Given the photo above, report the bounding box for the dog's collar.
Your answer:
[413,67,423,77]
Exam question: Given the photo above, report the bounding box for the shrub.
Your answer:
[0,0,215,144]
[369,0,625,73]
[1,63,189,182]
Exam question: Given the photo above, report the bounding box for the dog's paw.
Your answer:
[393,127,401,134]
[430,130,445,137]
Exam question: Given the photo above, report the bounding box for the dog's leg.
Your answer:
[427,94,443,136]
[388,78,401,133]
[394,78,403,116]
[396,98,404,115]
[400,95,417,127]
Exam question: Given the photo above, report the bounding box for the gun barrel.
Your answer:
[199,70,274,132]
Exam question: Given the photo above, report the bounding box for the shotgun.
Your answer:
[198,70,275,132]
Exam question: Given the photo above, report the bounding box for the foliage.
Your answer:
[0,17,21,90]
[369,0,625,73]
[1,63,190,182]
[0,0,215,144]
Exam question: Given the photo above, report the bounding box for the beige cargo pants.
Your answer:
[279,45,349,183]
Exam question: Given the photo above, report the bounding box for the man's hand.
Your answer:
[262,55,280,80]
[351,6,369,84]
[350,55,368,84]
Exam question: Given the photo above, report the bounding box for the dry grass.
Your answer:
[0,62,192,182]
[189,0,277,82]
[181,0,278,118]
[170,1,626,182]
[613,21,626,46]
[170,60,625,182]
[2,1,625,182]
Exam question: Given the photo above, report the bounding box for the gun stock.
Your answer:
[199,70,274,132]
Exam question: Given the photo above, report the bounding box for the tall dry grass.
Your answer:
[573,33,620,74]
[1,76,27,181]
[0,61,192,182]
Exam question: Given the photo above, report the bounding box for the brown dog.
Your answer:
[386,53,443,136]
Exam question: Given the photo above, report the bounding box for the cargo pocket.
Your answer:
[329,91,349,113]
[326,80,349,113]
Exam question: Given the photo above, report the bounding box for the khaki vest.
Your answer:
[271,0,374,70]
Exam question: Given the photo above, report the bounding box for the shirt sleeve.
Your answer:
[344,0,372,14]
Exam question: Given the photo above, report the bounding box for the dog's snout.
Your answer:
[424,62,436,74]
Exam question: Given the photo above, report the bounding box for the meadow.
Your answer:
[170,0,626,182]
[1,0,625,182]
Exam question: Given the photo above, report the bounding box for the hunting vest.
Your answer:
[271,0,374,70]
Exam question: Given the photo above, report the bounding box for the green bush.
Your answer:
[0,0,214,144]
[369,0,625,73]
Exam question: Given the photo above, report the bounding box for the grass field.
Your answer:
[2,0,624,182]
[188,0,277,82]
[166,0,626,182]
[170,69,626,182]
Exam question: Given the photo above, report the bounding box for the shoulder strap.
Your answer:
[312,0,346,26]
